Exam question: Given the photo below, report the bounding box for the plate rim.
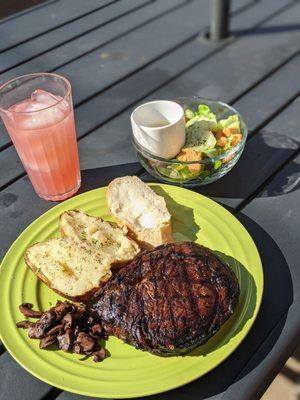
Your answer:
[0,184,264,398]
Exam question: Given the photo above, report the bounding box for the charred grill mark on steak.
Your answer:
[150,253,162,347]
[136,261,147,346]
[162,257,176,346]
[92,242,240,356]
[181,257,199,325]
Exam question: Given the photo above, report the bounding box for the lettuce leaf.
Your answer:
[197,104,217,122]
[202,147,225,158]
[184,125,217,152]
[214,160,222,170]
[185,115,217,130]
[184,108,195,120]
[157,163,199,181]
[216,114,241,136]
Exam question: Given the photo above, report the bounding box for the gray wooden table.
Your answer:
[0,1,299,399]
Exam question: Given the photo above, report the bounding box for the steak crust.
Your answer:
[91,242,240,355]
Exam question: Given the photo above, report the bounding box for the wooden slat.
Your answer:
[0,0,57,24]
[56,0,300,135]
[257,95,300,142]
[0,0,292,149]
[0,0,190,150]
[0,0,115,52]
[0,0,150,74]
[0,352,51,400]
[0,0,190,86]
[0,123,11,150]
[0,0,255,76]
[0,0,295,184]
[57,0,298,107]
[0,145,24,188]
[232,61,300,133]
[74,0,294,140]
[240,167,300,376]
[55,0,208,105]
[153,3,300,104]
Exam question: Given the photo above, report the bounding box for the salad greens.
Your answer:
[184,128,216,152]
[156,103,243,182]
[217,114,240,133]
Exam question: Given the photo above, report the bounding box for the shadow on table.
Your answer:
[78,162,142,194]
[188,131,300,200]
[234,24,300,37]
[138,212,293,400]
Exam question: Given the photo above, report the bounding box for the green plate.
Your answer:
[0,184,263,398]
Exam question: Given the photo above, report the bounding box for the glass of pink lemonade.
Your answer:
[0,73,81,201]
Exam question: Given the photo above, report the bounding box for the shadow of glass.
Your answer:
[151,185,199,242]
[187,251,257,357]
[260,153,300,198]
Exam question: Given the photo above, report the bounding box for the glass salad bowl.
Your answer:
[132,97,248,187]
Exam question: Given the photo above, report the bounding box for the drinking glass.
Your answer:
[0,73,81,201]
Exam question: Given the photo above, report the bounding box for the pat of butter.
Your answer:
[138,212,157,229]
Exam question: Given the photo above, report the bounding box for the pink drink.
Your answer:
[0,74,80,201]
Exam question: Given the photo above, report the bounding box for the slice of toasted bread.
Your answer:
[107,176,173,249]
[60,210,140,268]
[24,238,114,302]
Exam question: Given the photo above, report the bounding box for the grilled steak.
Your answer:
[92,242,240,355]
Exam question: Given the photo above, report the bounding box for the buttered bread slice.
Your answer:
[24,238,114,302]
[60,210,140,268]
[25,210,140,301]
[107,176,173,249]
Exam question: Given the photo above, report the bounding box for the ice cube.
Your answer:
[8,90,68,130]
[32,89,69,113]
[19,106,65,130]
[10,99,45,113]
[31,89,61,108]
